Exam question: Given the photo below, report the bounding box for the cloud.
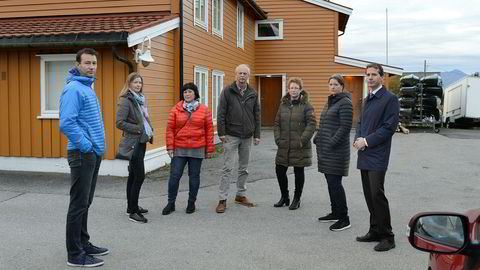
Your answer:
[336,0,480,73]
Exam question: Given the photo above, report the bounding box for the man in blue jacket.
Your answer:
[60,48,108,267]
[353,63,399,252]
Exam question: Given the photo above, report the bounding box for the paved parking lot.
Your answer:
[0,128,479,270]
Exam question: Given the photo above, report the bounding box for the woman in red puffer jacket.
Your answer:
[163,82,214,215]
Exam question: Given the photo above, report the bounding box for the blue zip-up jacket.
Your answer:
[355,86,399,171]
[59,68,105,155]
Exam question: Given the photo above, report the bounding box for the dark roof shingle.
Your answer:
[0,12,172,38]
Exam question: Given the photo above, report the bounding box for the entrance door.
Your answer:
[344,76,364,125]
[260,77,283,126]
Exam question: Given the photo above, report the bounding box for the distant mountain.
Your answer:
[441,69,467,87]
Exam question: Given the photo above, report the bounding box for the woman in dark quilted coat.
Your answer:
[273,77,316,210]
[314,74,352,231]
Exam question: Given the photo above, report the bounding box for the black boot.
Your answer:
[274,195,290,207]
[162,202,175,215]
[289,196,301,210]
[186,200,196,214]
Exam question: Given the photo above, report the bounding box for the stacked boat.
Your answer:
[398,74,443,124]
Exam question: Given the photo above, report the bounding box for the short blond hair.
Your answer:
[287,77,304,89]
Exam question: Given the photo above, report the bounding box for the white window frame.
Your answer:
[211,70,224,122]
[38,54,76,119]
[212,0,224,38]
[194,0,208,31]
[194,66,209,106]
[255,19,284,40]
[236,1,244,48]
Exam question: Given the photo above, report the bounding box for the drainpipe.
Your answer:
[180,0,184,88]
[112,45,134,74]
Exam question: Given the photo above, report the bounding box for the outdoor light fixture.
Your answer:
[135,37,155,67]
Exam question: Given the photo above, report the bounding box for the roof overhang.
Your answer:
[244,0,268,20]
[0,12,177,49]
[335,55,404,76]
[302,0,352,32]
[127,17,180,47]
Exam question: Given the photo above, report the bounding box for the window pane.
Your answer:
[258,23,280,37]
[45,60,73,111]
[195,72,200,86]
[212,75,217,119]
[200,0,205,21]
[195,0,200,19]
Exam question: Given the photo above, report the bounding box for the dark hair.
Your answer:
[181,82,200,100]
[328,74,345,90]
[76,48,98,63]
[366,63,384,77]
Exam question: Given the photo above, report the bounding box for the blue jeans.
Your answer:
[66,150,102,259]
[324,173,348,220]
[168,156,203,203]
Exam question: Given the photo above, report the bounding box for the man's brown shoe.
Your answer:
[216,200,226,213]
[234,196,257,207]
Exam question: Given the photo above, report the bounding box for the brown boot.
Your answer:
[234,195,257,207]
[215,200,226,213]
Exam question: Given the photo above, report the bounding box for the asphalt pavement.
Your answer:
[0,128,479,270]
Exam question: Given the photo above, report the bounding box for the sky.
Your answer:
[335,0,480,74]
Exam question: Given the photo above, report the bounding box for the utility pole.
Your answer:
[386,8,389,65]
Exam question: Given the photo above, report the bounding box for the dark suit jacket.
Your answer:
[355,86,399,171]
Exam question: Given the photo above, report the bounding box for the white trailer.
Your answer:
[443,75,480,127]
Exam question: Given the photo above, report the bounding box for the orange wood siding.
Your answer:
[136,31,177,149]
[182,0,258,112]
[255,0,365,121]
[0,47,129,160]
[0,0,170,18]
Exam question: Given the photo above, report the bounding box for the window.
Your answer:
[38,54,76,119]
[236,1,244,48]
[256,19,284,40]
[194,0,208,30]
[212,70,224,120]
[212,0,224,38]
[194,66,209,106]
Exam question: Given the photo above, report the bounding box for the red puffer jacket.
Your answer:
[166,101,214,153]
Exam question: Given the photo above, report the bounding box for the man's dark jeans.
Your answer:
[168,156,203,203]
[324,173,349,220]
[66,150,102,259]
[127,143,146,213]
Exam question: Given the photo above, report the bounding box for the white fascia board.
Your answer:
[128,17,180,47]
[334,56,403,75]
[302,0,352,15]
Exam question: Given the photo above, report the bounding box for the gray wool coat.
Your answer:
[313,92,353,176]
[274,91,316,167]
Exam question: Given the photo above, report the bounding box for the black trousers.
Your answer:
[66,150,102,259]
[324,174,348,220]
[360,170,394,239]
[275,164,305,198]
[127,143,147,213]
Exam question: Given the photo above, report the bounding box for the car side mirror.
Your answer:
[407,213,469,254]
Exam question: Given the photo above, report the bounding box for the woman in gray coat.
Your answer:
[274,77,316,210]
[116,73,154,224]
[314,74,352,231]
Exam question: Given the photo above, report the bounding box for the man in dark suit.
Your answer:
[353,63,399,252]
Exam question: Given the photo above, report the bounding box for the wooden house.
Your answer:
[0,0,401,176]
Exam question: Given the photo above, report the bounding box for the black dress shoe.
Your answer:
[288,198,301,210]
[374,238,396,251]
[162,202,175,215]
[356,232,382,242]
[273,196,290,207]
